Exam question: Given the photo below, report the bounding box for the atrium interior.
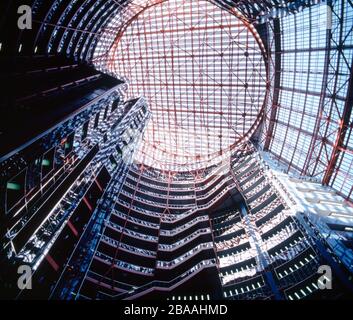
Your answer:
[0,0,353,300]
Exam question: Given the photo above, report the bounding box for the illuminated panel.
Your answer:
[98,0,267,171]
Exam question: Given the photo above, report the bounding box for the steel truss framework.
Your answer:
[260,0,353,202]
[93,0,268,171]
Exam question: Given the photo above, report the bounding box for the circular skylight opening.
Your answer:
[100,0,268,171]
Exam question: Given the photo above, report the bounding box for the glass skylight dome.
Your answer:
[94,0,268,171]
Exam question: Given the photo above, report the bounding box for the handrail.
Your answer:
[98,259,217,300]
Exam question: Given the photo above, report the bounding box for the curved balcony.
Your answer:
[243,176,266,195]
[158,228,212,251]
[97,241,156,270]
[158,232,213,261]
[116,182,235,225]
[239,166,262,187]
[251,193,279,215]
[123,181,196,204]
[254,202,286,227]
[119,193,166,213]
[217,241,251,257]
[246,180,271,202]
[105,220,158,243]
[220,261,258,286]
[258,210,290,235]
[284,273,321,300]
[154,247,216,282]
[98,259,217,300]
[125,176,194,196]
[127,164,234,195]
[267,231,308,262]
[232,155,254,174]
[235,160,258,181]
[117,198,162,219]
[159,215,209,236]
[215,234,249,251]
[109,213,159,239]
[159,223,211,245]
[111,209,159,230]
[223,275,267,300]
[274,247,319,286]
[241,171,265,192]
[94,251,154,275]
[157,242,214,269]
[119,188,195,210]
[115,202,160,224]
[85,258,155,292]
[248,188,275,210]
[100,235,156,258]
[83,270,134,296]
[260,216,296,241]
[128,168,193,190]
[213,222,245,239]
[211,211,241,228]
[130,162,229,187]
[218,247,257,268]
[264,227,302,253]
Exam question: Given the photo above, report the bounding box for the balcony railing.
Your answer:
[95,251,154,275]
[158,228,212,251]
[157,242,214,269]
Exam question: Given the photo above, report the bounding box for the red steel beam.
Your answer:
[323,55,353,185]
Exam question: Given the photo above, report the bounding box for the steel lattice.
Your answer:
[100,0,267,171]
